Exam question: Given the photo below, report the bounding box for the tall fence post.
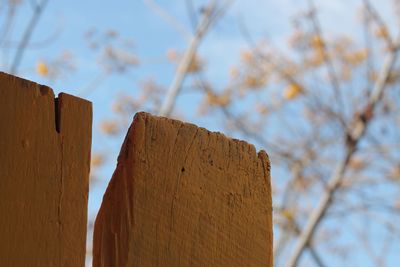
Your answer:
[0,72,92,267]
[0,72,272,266]
[93,112,273,267]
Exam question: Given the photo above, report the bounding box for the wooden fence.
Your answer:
[0,72,272,267]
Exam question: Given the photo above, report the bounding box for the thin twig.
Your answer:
[185,0,198,32]
[2,21,62,49]
[0,2,17,48]
[285,39,400,267]
[307,0,345,112]
[362,0,375,94]
[79,70,110,98]
[143,0,191,40]
[158,0,220,117]
[308,246,327,267]
[10,0,49,74]
[238,19,348,130]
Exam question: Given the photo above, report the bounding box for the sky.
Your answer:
[1,0,398,266]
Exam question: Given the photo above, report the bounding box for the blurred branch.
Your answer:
[185,0,198,32]
[273,155,326,267]
[363,0,394,47]
[158,0,227,117]
[10,0,49,74]
[285,37,400,267]
[362,0,375,94]
[275,218,327,267]
[309,248,327,267]
[238,20,348,130]
[307,0,344,112]
[79,70,110,97]
[0,2,17,49]
[1,21,62,49]
[143,0,191,40]
[351,214,394,267]
[192,74,316,169]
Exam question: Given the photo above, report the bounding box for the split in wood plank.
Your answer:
[0,72,92,267]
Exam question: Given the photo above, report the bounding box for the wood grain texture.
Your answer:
[93,112,272,267]
[0,72,92,267]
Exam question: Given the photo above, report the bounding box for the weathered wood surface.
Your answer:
[93,112,272,267]
[0,72,92,267]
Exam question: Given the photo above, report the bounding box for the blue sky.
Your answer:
[2,0,398,266]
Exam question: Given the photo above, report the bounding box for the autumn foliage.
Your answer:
[1,0,400,266]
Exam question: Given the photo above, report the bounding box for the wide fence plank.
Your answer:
[0,72,92,267]
[93,112,272,267]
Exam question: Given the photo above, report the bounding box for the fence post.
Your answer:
[0,72,92,267]
[93,112,272,266]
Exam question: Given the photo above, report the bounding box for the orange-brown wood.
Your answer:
[0,72,92,267]
[93,112,272,267]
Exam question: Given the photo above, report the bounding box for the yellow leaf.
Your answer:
[348,157,365,170]
[311,35,324,51]
[389,166,400,180]
[112,102,123,113]
[283,64,299,76]
[344,49,368,66]
[166,49,178,61]
[375,26,389,39]
[229,66,239,78]
[281,209,294,222]
[187,54,203,73]
[284,83,302,100]
[91,154,105,168]
[36,61,49,76]
[206,91,231,106]
[100,120,119,135]
[288,30,304,48]
[240,50,253,62]
[244,74,267,89]
[256,104,268,114]
[369,71,378,81]
[341,65,352,81]
[308,50,325,66]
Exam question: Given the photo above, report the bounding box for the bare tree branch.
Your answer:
[285,39,400,267]
[185,0,198,32]
[158,0,221,117]
[307,0,344,112]
[143,0,191,40]
[308,246,327,267]
[10,0,49,74]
